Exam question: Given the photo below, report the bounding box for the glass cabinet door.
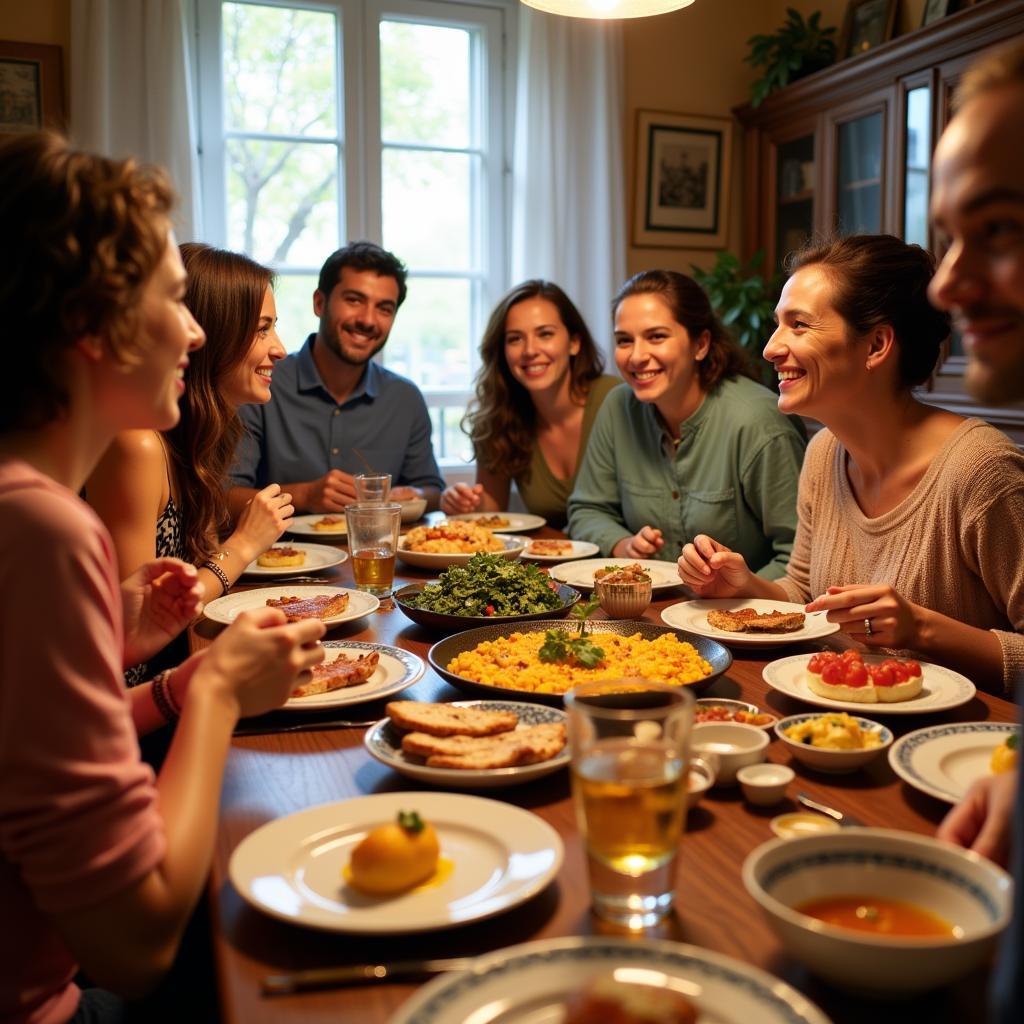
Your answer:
[775,134,815,272]
[836,111,883,234]
[903,86,931,249]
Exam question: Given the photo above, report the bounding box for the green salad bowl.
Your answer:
[394,581,581,635]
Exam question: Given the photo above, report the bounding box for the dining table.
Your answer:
[192,522,1017,1024]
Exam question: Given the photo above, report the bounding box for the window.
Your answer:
[194,0,513,465]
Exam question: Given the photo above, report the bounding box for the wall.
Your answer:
[0,0,71,114]
[622,0,930,277]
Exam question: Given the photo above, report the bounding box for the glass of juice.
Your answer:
[565,679,694,929]
[344,502,401,597]
[354,472,392,504]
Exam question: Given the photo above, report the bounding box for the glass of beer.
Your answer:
[344,502,401,597]
[354,472,392,504]
[565,679,694,929]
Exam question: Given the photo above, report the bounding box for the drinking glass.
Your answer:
[565,679,694,929]
[354,472,392,504]
[344,502,401,597]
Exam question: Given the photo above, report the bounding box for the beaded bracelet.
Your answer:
[201,559,231,596]
[151,669,180,724]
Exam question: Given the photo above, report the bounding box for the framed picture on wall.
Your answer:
[0,40,65,137]
[839,0,897,60]
[633,110,733,249]
[921,0,957,26]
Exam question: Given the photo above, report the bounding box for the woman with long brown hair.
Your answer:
[441,280,620,528]
[568,269,805,571]
[88,243,293,682]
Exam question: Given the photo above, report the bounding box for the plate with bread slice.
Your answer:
[364,699,569,788]
[242,542,348,577]
[203,585,378,627]
[661,598,839,647]
[283,640,424,710]
[286,513,348,537]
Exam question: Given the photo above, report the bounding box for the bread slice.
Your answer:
[312,515,346,532]
[266,592,350,621]
[385,700,518,737]
[527,539,573,556]
[402,722,566,769]
[707,608,805,633]
[257,546,306,567]
[291,652,380,697]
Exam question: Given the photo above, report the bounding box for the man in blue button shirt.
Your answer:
[228,242,445,513]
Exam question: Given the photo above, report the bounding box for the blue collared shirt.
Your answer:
[231,335,445,493]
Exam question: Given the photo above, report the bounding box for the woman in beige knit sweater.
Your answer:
[677,234,1024,695]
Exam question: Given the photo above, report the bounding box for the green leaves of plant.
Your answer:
[746,7,837,107]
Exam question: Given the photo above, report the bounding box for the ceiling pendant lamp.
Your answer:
[520,1,695,20]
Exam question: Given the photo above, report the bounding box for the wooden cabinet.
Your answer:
[735,0,1024,442]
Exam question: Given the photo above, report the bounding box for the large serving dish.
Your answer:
[762,652,976,715]
[280,641,424,711]
[548,557,683,592]
[203,585,379,627]
[661,598,839,647]
[428,619,732,707]
[364,700,570,789]
[888,721,1020,804]
[446,511,546,533]
[396,534,528,570]
[743,828,1012,995]
[388,935,832,1024]
[393,582,580,632]
[229,792,563,935]
[242,542,348,577]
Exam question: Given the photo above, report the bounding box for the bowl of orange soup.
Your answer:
[742,828,1012,995]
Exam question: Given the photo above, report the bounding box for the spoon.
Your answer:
[797,792,865,828]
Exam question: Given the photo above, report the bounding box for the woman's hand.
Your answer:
[122,558,203,668]
[441,482,483,515]
[677,535,754,597]
[937,771,1017,868]
[192,608,326,718]
[805,584,925,648]
[613,526,664,559]
[230,483,295,562]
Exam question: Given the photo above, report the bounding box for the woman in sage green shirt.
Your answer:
[442,280,621,530]
[567,270,805,577]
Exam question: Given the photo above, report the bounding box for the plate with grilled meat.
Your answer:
[203,585,379,627]
[661,598,839,648]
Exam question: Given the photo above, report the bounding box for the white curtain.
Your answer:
[70,0,201,239]
[511,8,627,354]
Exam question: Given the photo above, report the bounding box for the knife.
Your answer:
[262,957,474,995]
[233,716,380,736]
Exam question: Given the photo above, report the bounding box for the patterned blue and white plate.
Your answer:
[387,936,832,1024]
[888,721,1020,803]
[364,700,569,789]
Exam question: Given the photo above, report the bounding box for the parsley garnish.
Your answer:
[538,596,605,667]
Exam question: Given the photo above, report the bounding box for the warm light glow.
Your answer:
[521,1,696,20]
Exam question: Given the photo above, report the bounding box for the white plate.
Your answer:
[447,512,546,533]
[364,700,569,789]
[282,641,424,711]
[242,542,348,577]
[762,653,976,715]
[548,557,683,592]
[203,585,379,627]
[520,539,600,563]
[889,722,1020,804]
[228,792,563,934]
[396,534,527,570]
[662,598,839,647]
[388,936,831,1024]
[286,514,348,537]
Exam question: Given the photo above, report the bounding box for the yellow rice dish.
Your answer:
[403,521,505,553]
[446,631,713,695]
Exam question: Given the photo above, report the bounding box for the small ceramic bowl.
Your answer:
[695,697,779,730]
[691,722,770,786]
[686,755,717,809]
[737,762,795,806]
[397,497,428,523]
[775,713,892,774]
[595,577,653,619]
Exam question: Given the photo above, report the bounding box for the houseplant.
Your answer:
[746,8,837,107]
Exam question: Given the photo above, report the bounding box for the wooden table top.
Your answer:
[196,531,1015,1024]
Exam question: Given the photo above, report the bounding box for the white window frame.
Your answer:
[192,0,515,466]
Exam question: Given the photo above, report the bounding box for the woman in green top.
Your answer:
[568,270,805,575]
[442,280,620,529]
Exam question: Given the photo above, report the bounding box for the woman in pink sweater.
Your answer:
[677,234,1024,695]
[0,134,325,1023]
